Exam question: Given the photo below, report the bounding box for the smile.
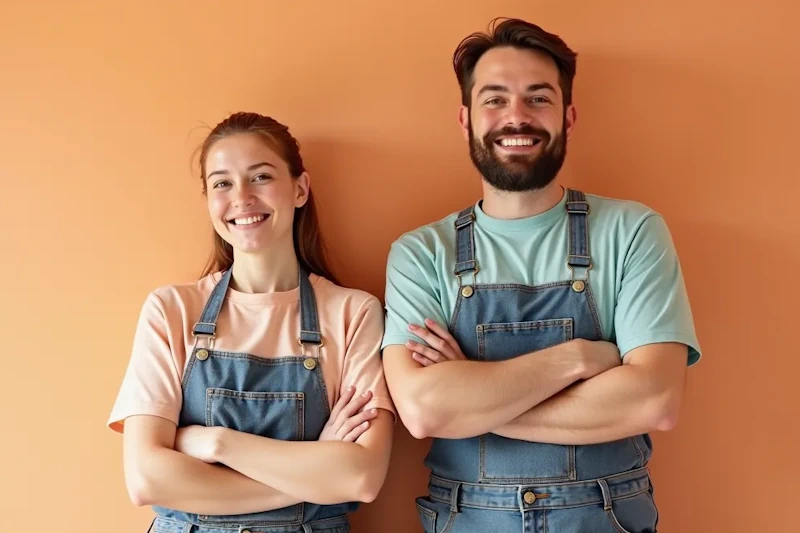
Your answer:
[495,137,542,147]
[228,214,269,226]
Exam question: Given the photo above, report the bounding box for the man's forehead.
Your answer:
[473,47,560,89]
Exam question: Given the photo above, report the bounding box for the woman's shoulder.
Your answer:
[142,272,219,317]
[311,274,383,317]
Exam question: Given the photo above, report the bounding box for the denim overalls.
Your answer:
[416,190,659,532]
[151,268,354,533]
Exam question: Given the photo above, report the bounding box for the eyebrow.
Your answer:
[476,83,557,97]
[206,161,277,180]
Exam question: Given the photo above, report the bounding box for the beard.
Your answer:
[468,121,567,192]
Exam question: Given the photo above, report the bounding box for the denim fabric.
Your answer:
[419,191,659,532]
[150,268,354,532]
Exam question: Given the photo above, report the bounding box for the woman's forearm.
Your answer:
[213,412,394,505]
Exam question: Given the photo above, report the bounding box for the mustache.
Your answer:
[484,125,551,145]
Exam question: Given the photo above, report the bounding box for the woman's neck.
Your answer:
[230,239,300,294]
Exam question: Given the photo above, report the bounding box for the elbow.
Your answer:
[353,466,388,504]
[396,401,438,440]
[355,479,381,504]
[124,454,164,507]
[647,393,681,432]
[126,471,156,507]
[653,408,680,432]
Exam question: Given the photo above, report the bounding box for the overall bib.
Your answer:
[150,268,354,533]
[416,190,659,533]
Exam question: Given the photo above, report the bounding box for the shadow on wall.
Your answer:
[569,52,798,531]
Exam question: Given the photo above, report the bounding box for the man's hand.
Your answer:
[571,339,622,379]
[406,318,467,366]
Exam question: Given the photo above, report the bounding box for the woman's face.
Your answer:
[204,133,309,256]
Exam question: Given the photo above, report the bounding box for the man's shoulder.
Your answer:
[388,207,467,256]
[586,192,660,220]
[584,192,666,238]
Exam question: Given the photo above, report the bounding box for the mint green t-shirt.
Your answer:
[382,188,701,365]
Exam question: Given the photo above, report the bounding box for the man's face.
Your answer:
[460,46,576,192]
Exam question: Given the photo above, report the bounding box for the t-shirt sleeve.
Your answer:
[341,296,397,420]
[381,237,449,349]
[107,292,184,433]
[614,214,702,365]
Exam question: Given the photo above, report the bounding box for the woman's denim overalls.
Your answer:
[151,268,354,533]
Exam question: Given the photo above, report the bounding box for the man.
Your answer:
[381,17,701,533]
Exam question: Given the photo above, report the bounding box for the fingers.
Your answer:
[333,390,373,429]
[340,409,379,442]
[412,352,435,367]
[408,323,450,355]
[328,385,355,424]
[406,340,444,363]
[422,318,459,351]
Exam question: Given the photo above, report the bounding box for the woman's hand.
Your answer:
[406,318,467,366]
[319,387,378,442]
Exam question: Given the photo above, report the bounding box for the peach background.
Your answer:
[1,1,798,532]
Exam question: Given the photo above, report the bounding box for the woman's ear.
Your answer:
[295,171,311,208]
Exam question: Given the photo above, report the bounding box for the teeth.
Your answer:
[233,215,266,226]
[500,138,535,147]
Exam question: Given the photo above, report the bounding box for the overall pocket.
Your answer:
[205,388,305,440]
[415,497,458,533]
[604,490,659,533]
[476,319,575,483]
[199,388,305,526]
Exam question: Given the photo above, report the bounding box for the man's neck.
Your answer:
[480,181,564,220]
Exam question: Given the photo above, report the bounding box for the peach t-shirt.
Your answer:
[108,272,395,433]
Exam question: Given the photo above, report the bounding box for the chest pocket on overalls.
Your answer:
[205,388,305,441]
[476,318,577,483]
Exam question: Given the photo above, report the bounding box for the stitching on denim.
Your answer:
[448,293,464,331]
[470,281,574,292]
[181,349,199,388]
[606,508,634,533]
[441,510,457,533]
[630,437,645,465]
[568,444,577,480]
[199,352,308,365]
[429,485,651,512]
[477,319,574,332]
[314,365,332,418]
[416,501,436,532]
[584,283,604,339]
[298,394,305,441]
[207,389,304,400]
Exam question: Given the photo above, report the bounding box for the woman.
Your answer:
[107,112,395,533]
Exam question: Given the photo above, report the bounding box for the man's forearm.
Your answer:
[493,347,686,444]
[386,342,589,439]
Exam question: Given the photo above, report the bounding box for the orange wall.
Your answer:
[2,1,798,531]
